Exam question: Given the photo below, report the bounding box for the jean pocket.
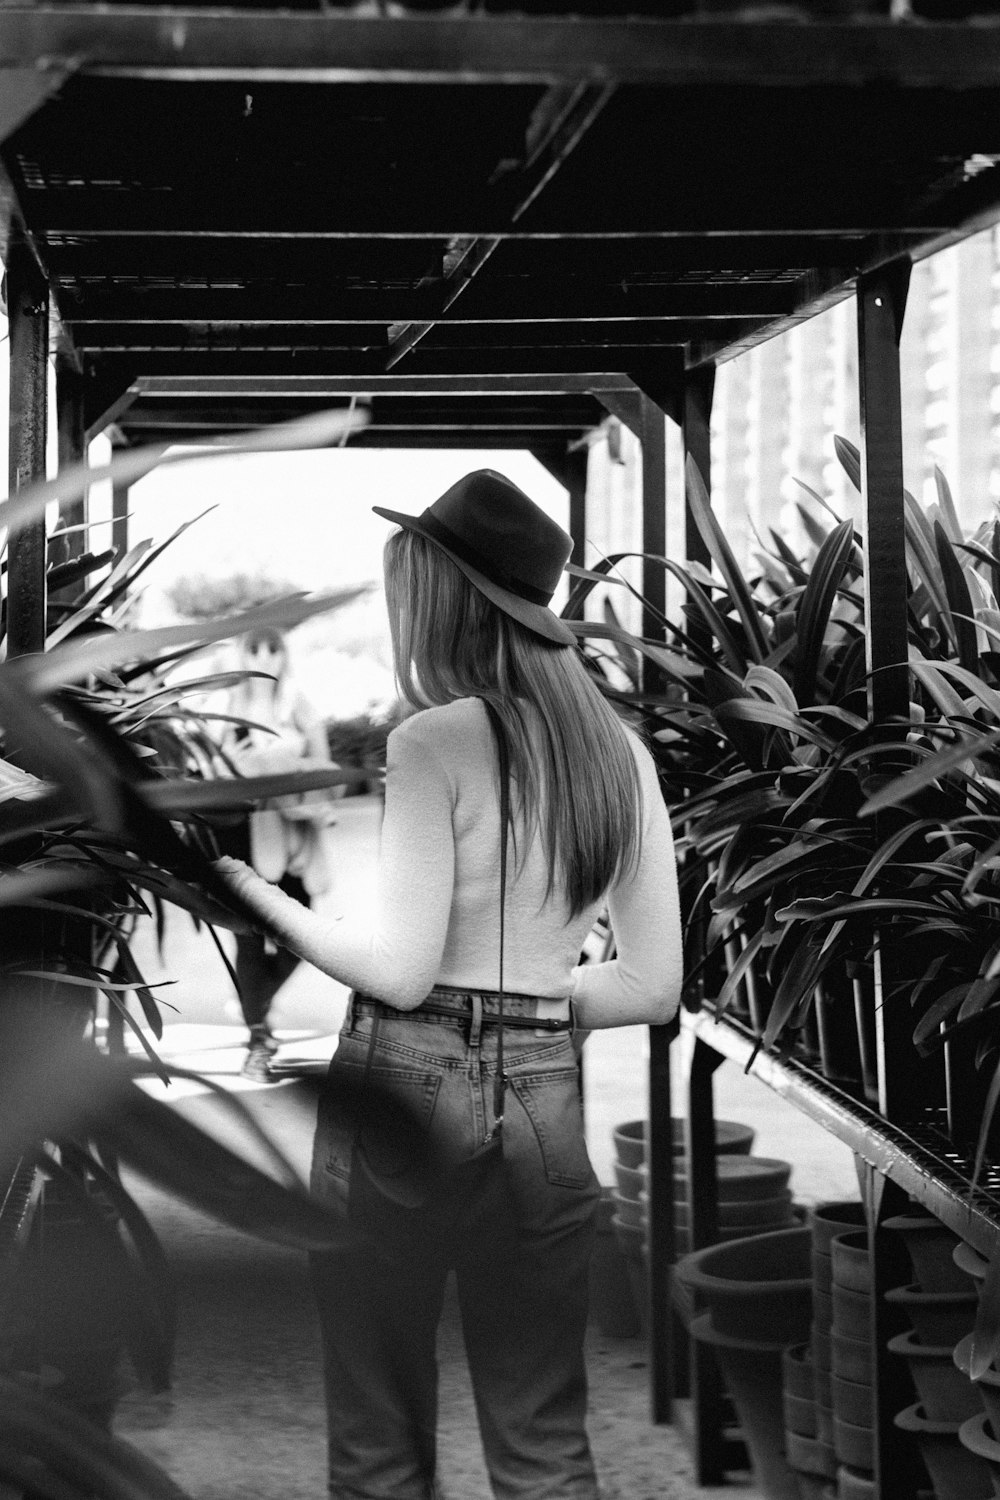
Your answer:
[508,1068,593,1189]
[355,1063,442,1184]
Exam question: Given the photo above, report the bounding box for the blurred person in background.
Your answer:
[221,626,340,1080]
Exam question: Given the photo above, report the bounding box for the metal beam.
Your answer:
[858,260,911,728]
[386,80,614,368]
[132,372,637,397]
[55,355,87,561]
[1,13,999,89]
[6,238,49,658]
[59,279,802,326]
[0,64,70,144]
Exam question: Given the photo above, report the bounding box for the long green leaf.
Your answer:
[860,729,1000,815]
[934,520,979,673]
[794,519,855,706]
[686,453,770,663]
[833,435,862,493]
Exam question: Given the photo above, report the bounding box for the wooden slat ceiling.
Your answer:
[2,10,1000,453]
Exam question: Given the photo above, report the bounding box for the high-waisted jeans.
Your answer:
[308,989,602,1500]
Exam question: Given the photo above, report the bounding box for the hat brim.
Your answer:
[373,505,576,647]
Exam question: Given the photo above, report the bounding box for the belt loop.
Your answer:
[346,991,357,1032]
[469,993,484,1048]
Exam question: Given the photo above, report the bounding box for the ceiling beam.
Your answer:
[132,373,639,396]
[386,80,614,369]
[57,279,807,325]
[0,64,71,144]
[1,13,999,89]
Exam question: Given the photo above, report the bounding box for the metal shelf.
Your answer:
[684,1007,1000,1261]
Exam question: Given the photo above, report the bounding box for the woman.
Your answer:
[217,469,682,1500]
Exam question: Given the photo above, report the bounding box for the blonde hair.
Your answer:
[384,528,643,917]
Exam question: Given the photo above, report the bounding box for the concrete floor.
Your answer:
[110,795,859,1498]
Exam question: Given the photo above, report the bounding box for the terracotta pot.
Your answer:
[815,1401,833,1446]
[783,1341,816,1401]
[612,1161,646,1199]
[676,1227,813,1345]
[812,1326,832,1375]
[831,1372,872,1428]
[833,1413,873,1471]
[809,1202,867,1257]
[884,1214,967,1294]
[954,1241,989,1297]
[675,1190,794,1228]
[814,1289,834,1334]
[611,1188,644,1231]
[895,1401,993,1498]
[590,1189,641,1339]
[831,1232,872,1295]
[831,1331,872,1386]
[813,1360,832,1411]
[690,1312,799,1500]
[958,1411,1000,1495]
[887,1328,979,1423]
[784,1390,817,1438]
[813,1250,833,1296]
[785,1429,836,1481]
[885,1283,977,1348]
[832,1285,871,1343]
[612,1115,755,1170]
[835,1465,876,1500]
[955,1332,1000,1438]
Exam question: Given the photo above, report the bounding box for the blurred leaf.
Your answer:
[834,435,862,493]
[686,453,769,664]
[934,520,979,673]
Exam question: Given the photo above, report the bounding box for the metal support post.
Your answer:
[6,240,49,658]
[55,356,88,562]
[565,445,587,570]
[110,435,130,562]
[637,389,676,1423]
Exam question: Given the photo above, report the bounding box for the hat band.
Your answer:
[419,510,554,608]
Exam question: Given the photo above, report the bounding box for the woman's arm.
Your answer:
[570,745,682,1031]
[217,716,456,1009]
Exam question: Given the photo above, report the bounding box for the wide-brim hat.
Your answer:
[373,468,576,646]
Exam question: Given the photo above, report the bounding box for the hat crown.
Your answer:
[425,469,572,602]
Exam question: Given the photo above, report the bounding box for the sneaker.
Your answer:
[241,1037,279,1083]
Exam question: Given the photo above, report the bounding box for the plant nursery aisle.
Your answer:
[113,1171,751,1500]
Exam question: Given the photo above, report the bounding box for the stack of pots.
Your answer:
[953,1239,1000,1488]
[886,1210,988,1498]
[782,1340,837,1499]
[677,1225,814,1500]
[809,1198,868,1496]
[609,1115,760,1334]
[829,1231,875,1490]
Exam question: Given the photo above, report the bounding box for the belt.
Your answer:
[351,994,573,1033]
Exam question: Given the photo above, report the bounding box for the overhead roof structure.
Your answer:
[3,8,1000,458]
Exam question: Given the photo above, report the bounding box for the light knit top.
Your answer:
[232,696,682,1031]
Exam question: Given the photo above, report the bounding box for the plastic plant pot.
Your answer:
[895,1401,994,1499]
[612,1121,647,1170]
[831,1232,872,1295]
[831,1372,872,1428]
[690,1312,800,1500]
[813,1250,833,1296]
[675,1227,813,1345]
[713,1156,794,1202]
[885,1284,977,1348]
[955,1332,1000,1438]
[958,1411,1000,1495]
[831,1331,872,1386]
[884,1214,967,1294]
[887,1328,979,1423]
[832,1284,871,1342]
[783,1342,816,1401]
[809,1202,867,1257]
[833,1414,873,1471]
[954,1241,989,1296]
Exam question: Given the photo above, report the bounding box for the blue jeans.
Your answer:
[308,990,602,1500]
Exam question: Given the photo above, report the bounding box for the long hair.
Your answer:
[384,528,642,917]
